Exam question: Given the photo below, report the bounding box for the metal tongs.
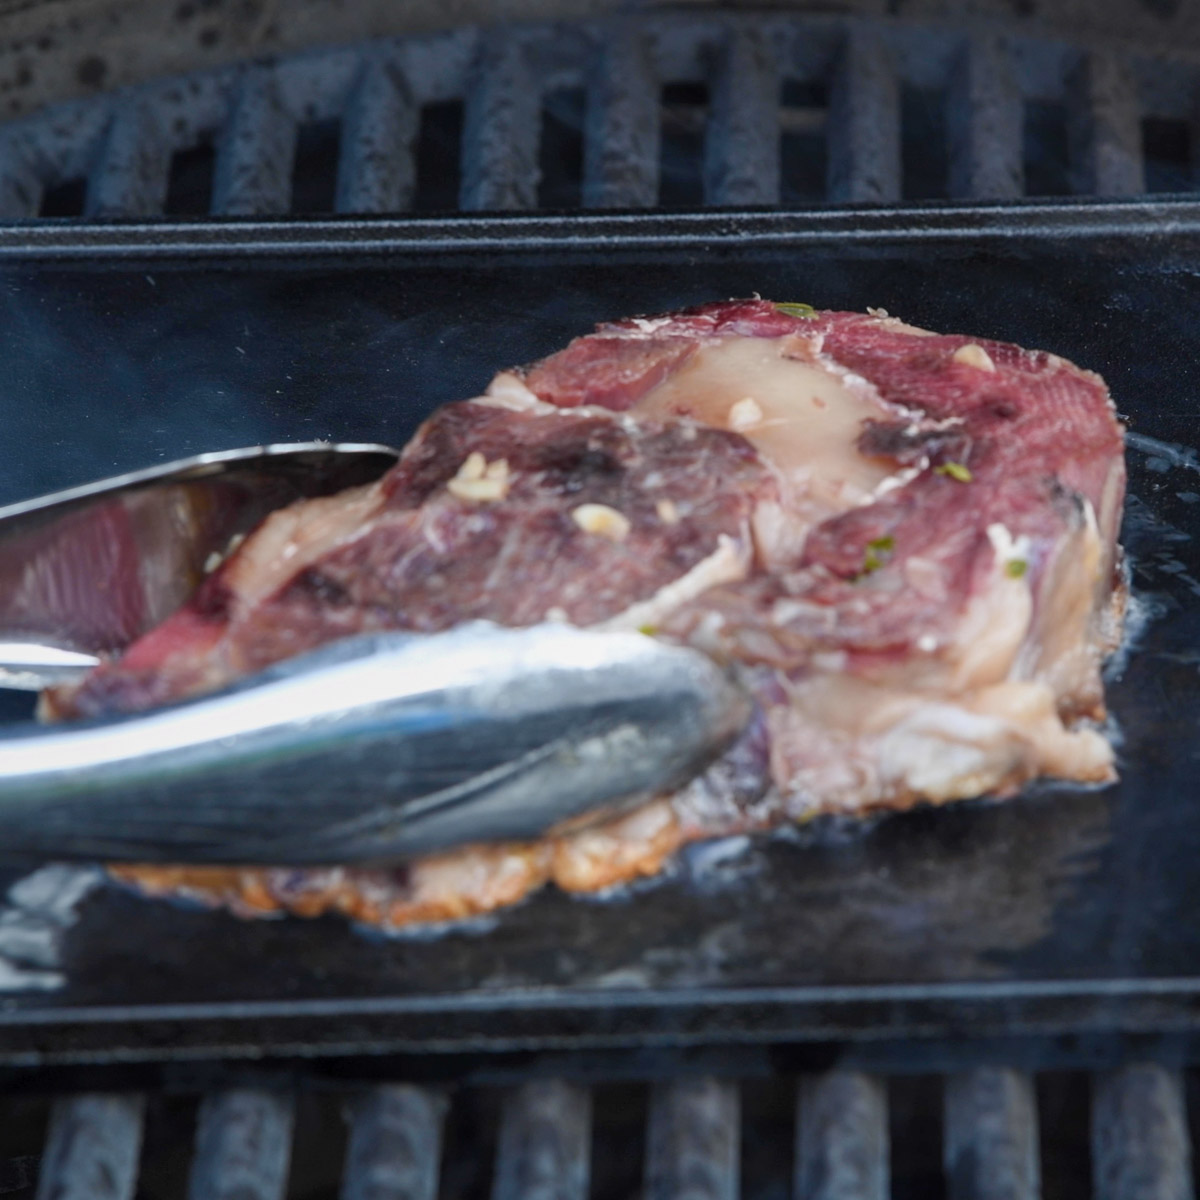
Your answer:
[0,447,749,865]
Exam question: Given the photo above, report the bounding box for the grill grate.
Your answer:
[0,12,1196,1198]
[0,14,1199,219]
[3,1065,1192,1199]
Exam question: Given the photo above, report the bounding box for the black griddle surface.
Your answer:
[0,202,1196,1066]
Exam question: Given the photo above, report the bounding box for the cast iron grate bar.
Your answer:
[16,1066,1200,1197]
[1092,1064,1193,1200]
[88,101,170,218]
[582,26,659,209]
[212,69,295,217]
[188,1089,295,1200]
[944,1067,1040,1200]
[492,1079,591,1200]
[704,31,780,207]
[34,1094,144,1200]
[645,1078,740,1200]
[826,29,901,205]
[460,32,539,212]
[796,1070,889,1200]
[1068,51,1145,198]
[337,60,418,216]
[0,13,1194,219]
[947,37,1024,201]
[340,1084,445,1200]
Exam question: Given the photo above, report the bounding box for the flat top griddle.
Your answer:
[0,200,1195,1069]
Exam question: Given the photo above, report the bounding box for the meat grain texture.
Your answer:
[46,301,1127,928]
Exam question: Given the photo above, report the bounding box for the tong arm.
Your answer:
[0,624,749,866]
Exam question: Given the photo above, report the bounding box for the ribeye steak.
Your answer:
[45,301,1126,928]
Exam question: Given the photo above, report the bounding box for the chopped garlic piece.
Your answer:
[867,306,889,318]
[987,522,1031,573]
[572,503,631,541]
[656,498,680,525]
[728,397,764,431]
[448,454,509,502]
[952,343,996,372]
[202,532,247,576]
[458,451,486,481]
[448,478,509,502]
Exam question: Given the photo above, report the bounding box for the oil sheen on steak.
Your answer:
[46,301,1127,928]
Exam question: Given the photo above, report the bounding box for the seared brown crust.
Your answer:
[111,800,689,926]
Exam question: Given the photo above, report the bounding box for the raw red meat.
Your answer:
[48,301,1126,928]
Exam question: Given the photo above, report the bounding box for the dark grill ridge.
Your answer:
[0,15,1197,219]
[7,1065,1192,1198]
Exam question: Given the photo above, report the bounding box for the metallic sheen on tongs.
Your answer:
[0,623,751,865]
[0,443,400,689]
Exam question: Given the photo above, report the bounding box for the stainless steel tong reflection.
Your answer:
[0,448,750,864]
[0,442,400,690]
[0,623,749,866]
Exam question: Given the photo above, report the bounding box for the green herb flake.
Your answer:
[1005,559,1027,579]
[860,535,896,576]
[775,302,817,319]
[935,462,973,483]
[637,623,658,637]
